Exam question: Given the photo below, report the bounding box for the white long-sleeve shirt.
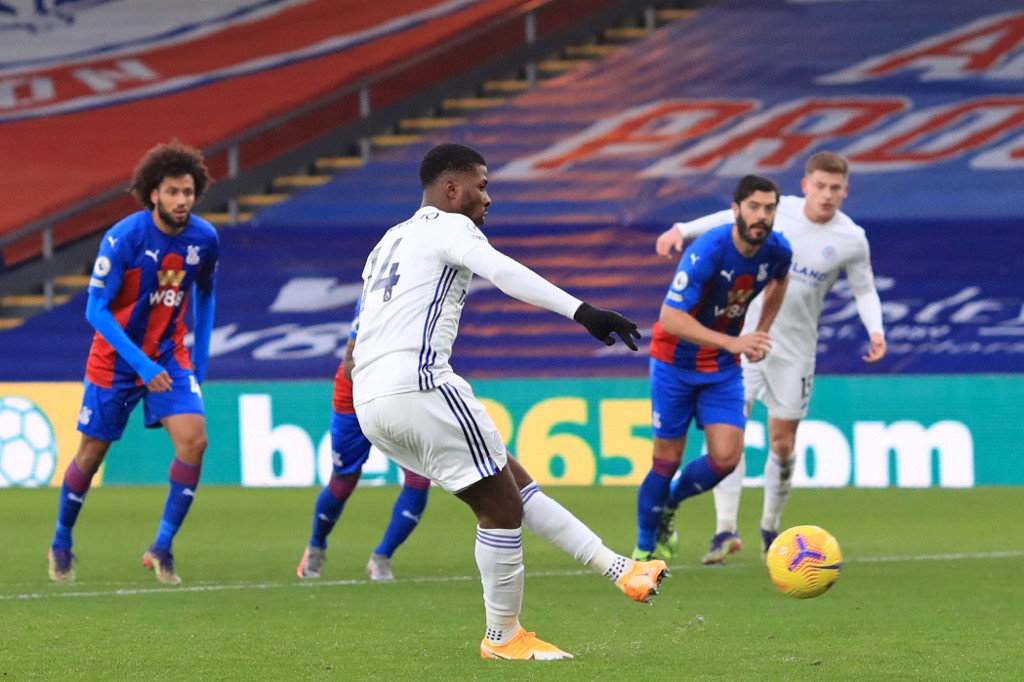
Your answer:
[673,195,883,361]
[353,206,581,404]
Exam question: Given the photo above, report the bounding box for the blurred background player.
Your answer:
[297,300,430,582]
[655,152,886,563]
[634,175,791,562]
[47,140,218,585]
[353,143,665,661]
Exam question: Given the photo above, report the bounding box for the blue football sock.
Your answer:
[153,458,200,551]
[52,461,94,550]
[309,486,347,549]
[308,473,360,549]
[53,483,86,549]
[668,454,730,507]
[636,461,678,553]
[374,485,428,557]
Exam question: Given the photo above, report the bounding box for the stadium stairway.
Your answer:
[0,6,697,330]
[195,6,698,229]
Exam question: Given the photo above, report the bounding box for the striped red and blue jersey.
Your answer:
[85,210,219,388]
[332,300,360,414]
[651,224,791,373]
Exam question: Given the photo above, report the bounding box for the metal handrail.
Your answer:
[0,0,689,302]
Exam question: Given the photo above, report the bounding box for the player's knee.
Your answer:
[177,432,208,460]
[711,448,743,471]
[770,436,796,459]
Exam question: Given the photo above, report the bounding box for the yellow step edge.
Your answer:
[657,8,696,21]
[2,294,70,306]
[273,175,332,188]
[399,117,466,130]
[0,318,25,330]
[483,79,529,93]
[314,157,365,170]
[199,212,255,225]
[370,134,423,147]
[442,97,506,110]
[237,194,289,207]
[603,27,649,40]
[564,44,623,57]
[54,274,92,287]
[537,59,589,73]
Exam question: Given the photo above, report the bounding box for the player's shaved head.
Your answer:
[130,140,211,209]
[419,143,487,188]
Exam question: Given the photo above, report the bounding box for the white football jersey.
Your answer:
[352,207,484,404]
[675,195,881,362]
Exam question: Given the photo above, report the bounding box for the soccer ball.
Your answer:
[765,525,842,599]
[0,395,58,487]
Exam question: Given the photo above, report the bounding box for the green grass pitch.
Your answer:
[2,485,1022,680]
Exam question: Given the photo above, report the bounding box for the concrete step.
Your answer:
[314,156,365,171]
[482,79,529,94]
[603,26,649,41]
[399,117,466,131]
[237,193,289,209]
[656,8,697,22]
[537,59,590,74]
[272,175,332,189]
[200,211,254,227]
[0,317,25,330]
[564,44,623,58]
[370,134,424,148]
[442,97,507,111]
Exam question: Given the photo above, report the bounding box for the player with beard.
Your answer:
[47,140,218,585]
[653,152,885,563]
[633,175,792,561]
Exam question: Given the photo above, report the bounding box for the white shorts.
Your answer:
[354,375,507,494]
[742,353,816,421]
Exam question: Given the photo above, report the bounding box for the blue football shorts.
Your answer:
[77,372,205,441]
[330,410,372,476]
[649,357,746,439]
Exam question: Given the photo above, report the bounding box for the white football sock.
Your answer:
[476,526,524,645]
[760,452,794,532]
[520,482,621,577]
[712,454,745,534]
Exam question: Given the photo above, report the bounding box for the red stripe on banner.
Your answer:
[0,0,532,251]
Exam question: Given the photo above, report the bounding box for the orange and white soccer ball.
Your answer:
[765,525,842,599]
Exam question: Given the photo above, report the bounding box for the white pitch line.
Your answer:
[6,550,1023,602]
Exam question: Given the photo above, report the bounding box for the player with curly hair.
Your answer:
[48,140,219,585]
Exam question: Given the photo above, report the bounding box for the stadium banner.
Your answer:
[2,376,1020,488]
[0,0,533,242]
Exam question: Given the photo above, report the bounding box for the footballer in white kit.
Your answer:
[352,143,665,661]
[352,206,537,492]
[655,152,886,564]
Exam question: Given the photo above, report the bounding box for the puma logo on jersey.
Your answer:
[720,269,735,282]
[689,253,700,265]
[107,236,118,248]
[145,249,160,262]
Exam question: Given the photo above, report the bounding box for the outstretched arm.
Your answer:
[656,209,733,257]
[461,244,640,350]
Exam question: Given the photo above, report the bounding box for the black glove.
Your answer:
[573,302,641,351]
